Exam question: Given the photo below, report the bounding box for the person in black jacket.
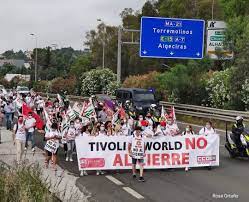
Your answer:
[231,116,245,152]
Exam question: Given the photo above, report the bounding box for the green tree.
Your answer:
[221,0,249,18]
[70,54,92,77]
[158,0,223,20]
[157,59,211,104]
[2,50,27,60]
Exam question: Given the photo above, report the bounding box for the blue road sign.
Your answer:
[140,17,205,59]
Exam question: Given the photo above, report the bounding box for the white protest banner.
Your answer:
[44,140,58,154]
[75,134,219,170]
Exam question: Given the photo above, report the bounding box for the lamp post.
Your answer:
[30,33,38,82]
[97,19,106,68]
[212,0,215,20]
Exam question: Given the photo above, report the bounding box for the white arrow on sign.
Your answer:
[170,52,174,56]
[143,50,147,55]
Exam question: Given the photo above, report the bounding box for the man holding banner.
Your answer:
[128,126,146,182]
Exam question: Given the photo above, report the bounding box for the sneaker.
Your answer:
[138,177,145,182]
[32,148,35,152]
[83,170,88,176]
[96,171,100,176]
[133,174,136,179]
[24,147,27,150]
[80,170,84,177]
[65,157,69,162]
[100,170,105,175]
[70,158,73,162]
[185,167,189,172]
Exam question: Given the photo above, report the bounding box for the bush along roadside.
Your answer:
[0,162,60,202]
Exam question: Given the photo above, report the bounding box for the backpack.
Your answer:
[15,122,25,134]
[183,131,194,135]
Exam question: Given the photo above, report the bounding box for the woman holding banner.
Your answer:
[44,123,62,171]
[182,125,195,172]
[199,121,216,136]
[182,125,195,136]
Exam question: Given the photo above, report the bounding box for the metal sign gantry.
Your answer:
[117,27,140,82]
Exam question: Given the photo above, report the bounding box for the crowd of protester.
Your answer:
[0,89,217,181]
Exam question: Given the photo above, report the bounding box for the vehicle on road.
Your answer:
[225,128,249,158]
[116,88,157,115]
[96,94,113,103]
[16,86,30,95]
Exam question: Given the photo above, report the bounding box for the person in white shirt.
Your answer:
[199,121,216,136]
[128,126,146,182]
[97,123,107,137]
[182,125,195,172]
[4,100,15,130]
[136,115,144,127]
[143,123,155,138]
[145,113,154,130]
[182,125,195,136]
[74,117,83,136]
[36,97,44,116]
[155,121,167,136]
[79,125,92,177]
[118,120,129,136]
[127,116,134,135]
[25,95,32,107]
[164,118,180,136]
[13,115,26,164]
[44,123,61,170]
[24,112,37,151]
[65,121,77,162]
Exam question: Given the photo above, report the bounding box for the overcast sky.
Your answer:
[0,0,146,53]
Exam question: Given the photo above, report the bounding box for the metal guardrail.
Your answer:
[160,101,249,122]
[38,92,249,123]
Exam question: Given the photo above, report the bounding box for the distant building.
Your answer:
[4,74,31,82]
[0,59,25,68]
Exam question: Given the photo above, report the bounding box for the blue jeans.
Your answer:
[5,113,12,130]
[66,140,75,159]
[25,131,35,149]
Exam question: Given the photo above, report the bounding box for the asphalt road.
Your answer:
[34,122,249,202]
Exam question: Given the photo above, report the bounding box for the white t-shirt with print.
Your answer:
[25,117,36,132]
[14,123,26,141]
[74,122,82,135]
[98,131,107,137]
[128,132,145,159]
[155,126,167,136]
[45,130,60,148]
[120,124,129,136]
[66,127,77,141]
[165,123,179,136]
[143,127,155,137]
[199,127,216,136]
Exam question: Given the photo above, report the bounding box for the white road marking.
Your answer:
[123,187,145,199]
[105,175,124,186]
